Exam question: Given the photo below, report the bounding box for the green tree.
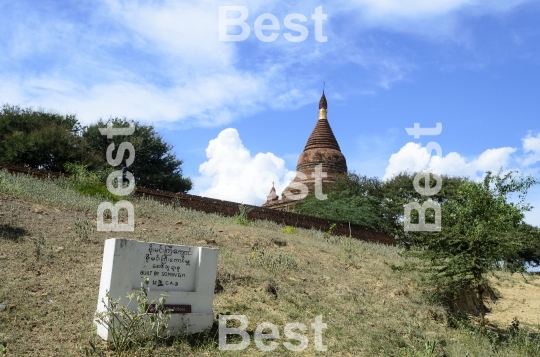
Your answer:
[82,118,192,193]
[381,172,470,245]
[408,171,539,326]
[293,172,470,235]
[292,173,382,228]
[511,223,540,268]
[0,104,97,171]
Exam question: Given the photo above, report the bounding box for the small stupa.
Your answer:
[263,89,347,210]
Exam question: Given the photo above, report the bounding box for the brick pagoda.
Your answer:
[263,90,347,210]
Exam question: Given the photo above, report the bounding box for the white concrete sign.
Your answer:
[95,238,219,340]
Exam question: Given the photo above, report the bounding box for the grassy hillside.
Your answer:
[1,170,539,356]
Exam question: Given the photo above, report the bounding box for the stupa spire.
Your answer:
[265,181,278,203]
[318,85,328,119]
[319,85,327,109]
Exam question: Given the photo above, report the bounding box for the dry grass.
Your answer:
[1,170,539,356]
[486,273,540,328]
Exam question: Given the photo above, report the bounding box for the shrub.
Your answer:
[64,163,122,202]
[234,204,251,226]
[94,278,172,355]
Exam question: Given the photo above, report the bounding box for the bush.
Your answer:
[64,163,122,202]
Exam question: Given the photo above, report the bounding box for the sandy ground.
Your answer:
[486,273,540,329]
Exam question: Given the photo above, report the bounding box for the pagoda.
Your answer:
[263,90,347,210]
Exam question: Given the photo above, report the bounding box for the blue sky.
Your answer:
[1,0,540,226]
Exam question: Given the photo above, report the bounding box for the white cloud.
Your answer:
[383,142,517,180]
[335,0,530,41]
[1,0,452,129]
[104,0,234,69]
[522,132,540,166]
[383,136,540,227]
[196,128,295,205]
[0,0,329,128]
[11,73,271,127]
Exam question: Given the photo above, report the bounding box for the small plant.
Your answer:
[323,223,339,243]
[74,218,94,241]
[0,339,6,356]
[283,225,296,234]
[235,204,252,226]
[0,204,16,227]
[403,339,439,357]
[169,196,183,210]
[340,236,360,263]
[422,340,438,357]
[94,277,172,355]
[509,317,520,335]
[33,235,47,261]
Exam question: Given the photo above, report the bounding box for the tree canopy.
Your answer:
[82,118,193,193]
[0,104,98,171]
[0,105,192,193]
[292,173,381,228]
[294,171,471,236]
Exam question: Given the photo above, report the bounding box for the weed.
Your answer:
[422,340,438,357]
[94,277,172,355]
[249,246,298,272]
[0,169,105,211]
[510,317,520,335]
[0,339,6,356]
[282,225,296,234]
[188,225,217,241]
[33,235,47,261]
[169,196,183,210]
[323,223,340,243]
[340,236,360,263]
[74,218,94,241]
[309,224,345,244]
[234,204,251,226]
